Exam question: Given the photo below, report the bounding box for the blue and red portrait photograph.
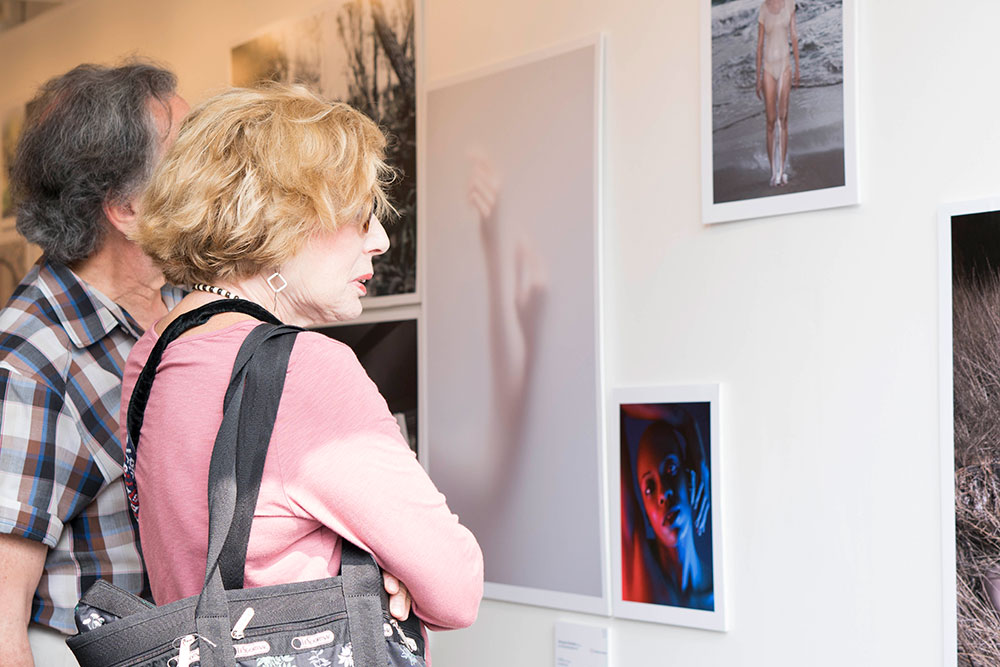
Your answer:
[620,402,715,611]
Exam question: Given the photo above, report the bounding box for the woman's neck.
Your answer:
[205,275,306,326]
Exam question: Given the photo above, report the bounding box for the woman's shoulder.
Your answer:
[286,330,372,389]
[291,330,359,365]
[124,326,161,383]
[130,325,159,360]
[277,331,394,441]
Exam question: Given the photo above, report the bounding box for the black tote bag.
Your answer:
[67,301,426,667]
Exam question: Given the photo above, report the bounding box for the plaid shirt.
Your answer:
[0,260,183,634]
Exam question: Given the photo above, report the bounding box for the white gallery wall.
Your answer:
[0,1,994,665]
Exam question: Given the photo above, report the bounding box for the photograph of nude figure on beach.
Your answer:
[702,0,857,224]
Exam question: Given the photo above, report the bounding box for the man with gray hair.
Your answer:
[0,62,188,666]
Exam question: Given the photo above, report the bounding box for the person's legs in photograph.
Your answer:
[776,65,792,185]
[762,72,778,186]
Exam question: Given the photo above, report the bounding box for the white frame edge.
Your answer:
[415,0,429,474]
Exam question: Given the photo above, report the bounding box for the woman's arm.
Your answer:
[279,337,484,631]
[0,534,46,667]
[755,19,765,100]
[463,154,545,504]
[790,3,800,87]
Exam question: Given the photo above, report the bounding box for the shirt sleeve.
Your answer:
[0,368,99,548]
[276,336,484,631]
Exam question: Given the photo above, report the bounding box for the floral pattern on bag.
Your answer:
[236,641,425,667]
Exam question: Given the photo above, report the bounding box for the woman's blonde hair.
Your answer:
[136,83,394,285]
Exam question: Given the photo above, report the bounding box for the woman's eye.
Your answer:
[662,455,681,477]
[643,480,655,496]
[361,216,371,233]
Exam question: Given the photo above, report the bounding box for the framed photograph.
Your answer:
[1,105,26,220]
[423,37,608,614]
[231,0,418,305]
[0,220,32,305]
[313,305,420,459]
[610,385,725,630]
[939,198,1000,666]
[701,0,857,224]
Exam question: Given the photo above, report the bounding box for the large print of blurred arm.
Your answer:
[464,153,546,504]
[278,338,484,631]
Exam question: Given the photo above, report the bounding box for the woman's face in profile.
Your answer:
[636,426,693,550]
[280,210,389,324]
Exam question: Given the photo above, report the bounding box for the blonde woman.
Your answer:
[755,0,800,187]
[120,85,483,663]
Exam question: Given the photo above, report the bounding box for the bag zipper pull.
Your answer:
[389,617,418,652]
[231,606,255,640]
[177,634,198,667]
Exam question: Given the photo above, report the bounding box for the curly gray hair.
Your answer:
[11,61,177,264]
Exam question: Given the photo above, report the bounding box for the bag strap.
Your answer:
[217,323,297,590]
[211,328,391,667]
[195,323,296,666]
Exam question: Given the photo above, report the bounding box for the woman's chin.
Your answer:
[295,301,364,326]
[336,301,364,322]
[656,530,679,550]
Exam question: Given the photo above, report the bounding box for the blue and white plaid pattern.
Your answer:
[0,260,182,634]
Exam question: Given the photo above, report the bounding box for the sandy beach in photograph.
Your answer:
[712,83,844,203]
[710,0,844,204]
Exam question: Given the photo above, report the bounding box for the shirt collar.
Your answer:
[35,260,184,348]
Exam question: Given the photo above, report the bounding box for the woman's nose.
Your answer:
[366,215,390,256]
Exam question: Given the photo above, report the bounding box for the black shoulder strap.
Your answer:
[216,323,299,589]
[195,323,298,666]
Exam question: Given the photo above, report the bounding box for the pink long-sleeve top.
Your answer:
[120,319,483,633]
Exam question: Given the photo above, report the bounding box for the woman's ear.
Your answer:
[103,197,138,236]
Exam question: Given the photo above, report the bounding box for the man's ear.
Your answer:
[102,197,138,236]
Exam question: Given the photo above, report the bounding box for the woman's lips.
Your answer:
[664,506,682,529]
[354,273,373,296]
